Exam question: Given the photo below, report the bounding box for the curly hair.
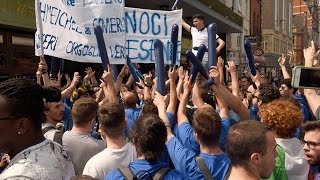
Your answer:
[258,83,280,104]
[259,100,303,138]
[130,113,167,164]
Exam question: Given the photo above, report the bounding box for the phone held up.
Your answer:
[292,66,320,89]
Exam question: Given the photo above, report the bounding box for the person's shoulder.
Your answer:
[164,169,184,180]
[105,169,124,180]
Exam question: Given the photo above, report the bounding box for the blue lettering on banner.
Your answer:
[66,41,100,57]
[61,0,75,6]
[93,17,126,33]
[126,39,181,62]
[36,33,58,51]
[109,45,126,59]
[65,41,125,59]
[84,27,91,35]
[125,10,168,36]
[39,2,82,34]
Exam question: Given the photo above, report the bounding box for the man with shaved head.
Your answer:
[121,91,141,138]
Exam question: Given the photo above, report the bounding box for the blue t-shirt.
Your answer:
[167,136,230,179]
[105,159,183,180]
[176,118,231,154]
[125,107,141,137]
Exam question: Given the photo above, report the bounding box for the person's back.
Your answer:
[63,131,105,174]
[63,98,105,175]
[1,139,75,179]
[83,142,136,180]
[106,114,183,180]
[83,102,137,180]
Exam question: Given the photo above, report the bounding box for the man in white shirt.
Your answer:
[83,102,137,180]
[182,14,225,66]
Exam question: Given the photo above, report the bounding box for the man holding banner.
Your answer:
[182,14,225,66]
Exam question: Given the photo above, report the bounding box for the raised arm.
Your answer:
[303,41,320,118]
[191,77,205,108]
[61,73,80,99]
[167,68,178,114]
[177,72,193,126]
[114,65,127,93]
[210,64,249,121]
[209,66,228,119]
[216,38,225,53]
[62,73,71,89]
[217,56,225,85]
[225,61,240,98]
[153,92,174,140]
[278,54,291,79]
[38,57,51,86]
[143,72,153,100]
[102,66,118,103]
[176,66,185,100]
[182,19,191,33]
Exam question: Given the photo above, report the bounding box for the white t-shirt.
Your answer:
[191,27,219,62]
[82,142,137,180]
[0,139,75,180]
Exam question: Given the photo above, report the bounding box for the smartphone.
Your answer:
[292,66,320,89]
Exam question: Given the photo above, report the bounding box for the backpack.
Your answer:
[118,167,171,180]
[42,126,64,145]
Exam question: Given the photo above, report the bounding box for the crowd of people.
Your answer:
[0,14,320,180]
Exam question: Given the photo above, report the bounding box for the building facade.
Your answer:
[292,0,319,66]
[261,0,293,79]
[224,0,251,70]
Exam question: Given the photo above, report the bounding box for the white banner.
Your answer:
[35,0,126,64]
[35,1,182,64]
[125,7,182,64]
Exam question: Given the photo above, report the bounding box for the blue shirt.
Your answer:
[167,136,230,179]
[125,107,141,137]
[176,118,231,154]
[105,159,183,180]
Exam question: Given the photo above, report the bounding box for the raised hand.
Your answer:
[278,54,286,67]
[178,66,185,80]
[225,61,237,73]
[168,67,178,81]
[183,71,193,94]
[304,40,320,67]
[217,56,224,70]
[84,67,95,80]
[102,65,114,84]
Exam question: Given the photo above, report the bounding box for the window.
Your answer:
[237,34,241,47]
[274,38,280,53]
[282,0,286,34]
